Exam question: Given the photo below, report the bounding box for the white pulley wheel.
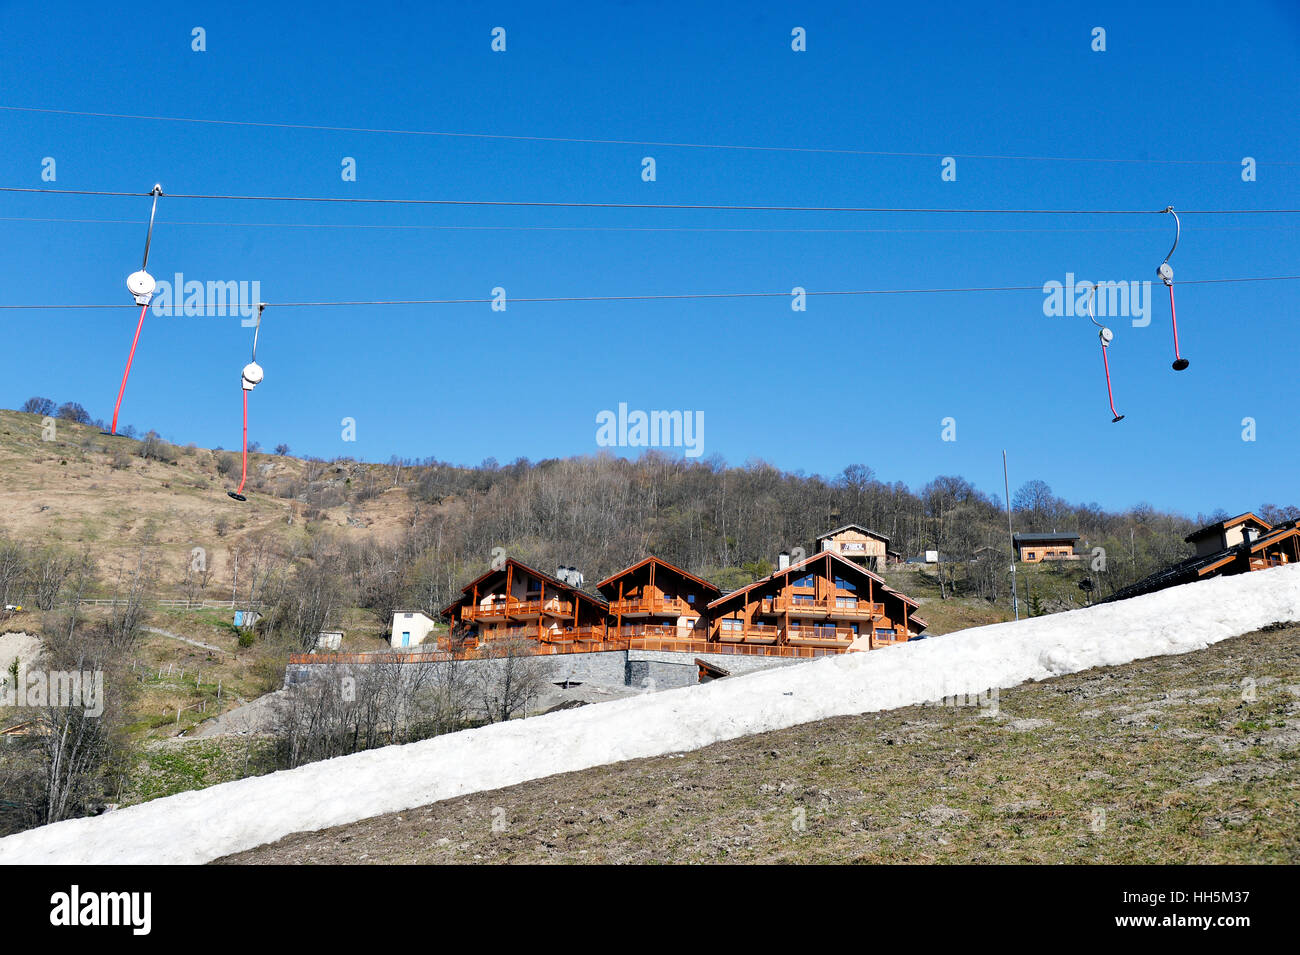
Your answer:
[242,361,264,390]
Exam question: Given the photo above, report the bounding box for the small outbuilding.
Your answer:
[390,610,438,649]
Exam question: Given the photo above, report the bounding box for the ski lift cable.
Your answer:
[1,186,1298,215]
[3,103,1298,166]
[6,214,1297,234]
[2,274,1297,310]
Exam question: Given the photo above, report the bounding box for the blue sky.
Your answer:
[1,0,1297,516]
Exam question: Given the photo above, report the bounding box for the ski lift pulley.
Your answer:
[106,184,164,436]
[1159,206,1189,371]
[1086,283,1124,423]
[228,304,267,502]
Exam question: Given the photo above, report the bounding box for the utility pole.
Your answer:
[1003,450,1020,621]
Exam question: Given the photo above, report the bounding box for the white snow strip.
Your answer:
[2,564,1297,864]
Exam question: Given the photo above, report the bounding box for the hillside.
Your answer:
[0,408,416,590]
[2,564,1294,864]
[221,622,1300,864]
[0,403,1232,634]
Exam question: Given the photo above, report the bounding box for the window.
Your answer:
[792,593,817,605]
[833,576,857,592]
[836,596,858,608]
[791,573,816,589]
[686,594,695,605]
[721,618,743,631]
[1026,551,1036,560]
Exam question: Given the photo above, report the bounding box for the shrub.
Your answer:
[56,402,91,424]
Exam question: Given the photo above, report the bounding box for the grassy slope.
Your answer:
[0,408,416,587]
[218,625,1300,865]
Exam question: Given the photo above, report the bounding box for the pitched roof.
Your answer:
[815,523,890,545]
[1185,512,1272,543]
[1012,532,1080,543]
[440,557,609,617]
[1102,523,1298,602]
[593,555,722,595]
[706,548,921,615]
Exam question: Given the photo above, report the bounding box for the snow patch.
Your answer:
[2,564,1297,865]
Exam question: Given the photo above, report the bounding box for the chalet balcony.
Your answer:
[478,625,611,647]
[785,626,857,649]
[717,623,780,645]
[607,596,694,618]
[613,622,697,640]
[462,597,575,622]
[759,597,886,619]
[760,596,828,618]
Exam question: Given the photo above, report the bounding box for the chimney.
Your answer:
[778,552,790,571]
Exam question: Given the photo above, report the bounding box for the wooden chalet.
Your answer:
[594,556,721,641]
[1012,532,1081,562]
[814,523,897,571]
[1185,512,1273,557]
[441,558,610,649]
[1105,512,1300,603]
[706,549,927,653]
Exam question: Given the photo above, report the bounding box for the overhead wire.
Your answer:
[0,275,1296,310]
[1,186,1297,215]
[2,103,1297,166]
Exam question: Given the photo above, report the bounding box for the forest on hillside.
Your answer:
[6,400,1299,638]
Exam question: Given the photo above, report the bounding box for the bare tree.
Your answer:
[30,547,83,611]
[104,551,153,655]
[475,637,552,723]
[270,555,346,651]
[21,396,56,416]
[0,536,26,607]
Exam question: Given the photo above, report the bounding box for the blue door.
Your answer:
[401,632,410,647]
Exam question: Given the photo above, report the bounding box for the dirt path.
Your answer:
[144,626,228,657]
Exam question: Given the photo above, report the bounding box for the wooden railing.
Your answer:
[290,639,633,665]
[760,597,885,617]
[717,623,781,643]
[291,626,916,667]
[608,596,693,616]
[787,626,858,643]
[613,623,698,639]
[461,597,575,620]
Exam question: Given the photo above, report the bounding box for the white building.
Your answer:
[390,610,438,649]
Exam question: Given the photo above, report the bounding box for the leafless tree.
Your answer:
[475,637,552,723]
[0,535,26,607]
[30,547,80,611]
[104,551,154,655]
